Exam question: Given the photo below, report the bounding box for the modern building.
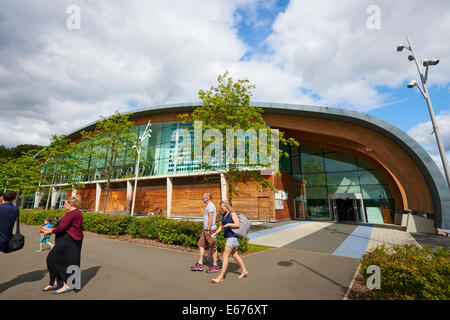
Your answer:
[32,102,450,232]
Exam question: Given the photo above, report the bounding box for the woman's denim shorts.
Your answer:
[225,237,240,248]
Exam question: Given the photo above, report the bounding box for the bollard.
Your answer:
[250,212,253,225]
[264,212,267,224]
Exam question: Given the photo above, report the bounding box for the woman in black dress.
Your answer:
[42,196,84,294]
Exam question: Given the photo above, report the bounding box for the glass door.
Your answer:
[294,199,306,220]
[329,199,338,221]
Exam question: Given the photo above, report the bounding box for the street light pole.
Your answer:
[398,35,450,189]
[130,120,152,216]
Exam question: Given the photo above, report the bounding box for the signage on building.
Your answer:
[275,190,288,200]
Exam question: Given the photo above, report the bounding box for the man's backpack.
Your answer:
[231,212,251,239]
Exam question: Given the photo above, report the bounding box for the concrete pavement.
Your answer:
[248,221,450,259]
[0,224,360,300]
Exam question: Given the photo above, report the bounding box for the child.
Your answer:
[37,218,54,252]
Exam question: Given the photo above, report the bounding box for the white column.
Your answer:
[72,189,77,197]
[220,173,227,202]
[126,180,132,213]
[50,187,60,209]
[167,177,172,217]
[95,183,102,213]
[34,191,41,209]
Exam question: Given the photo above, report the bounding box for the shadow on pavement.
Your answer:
[278,259,348,293]
[74,266,101,293]
[223,261,244,276]
[0,269,47,294]
[410,233,450,249]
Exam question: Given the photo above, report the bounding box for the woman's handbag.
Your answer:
[3,213,25,253]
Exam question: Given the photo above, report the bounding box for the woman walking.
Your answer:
[42,196,83,294]
[210,201,248,283]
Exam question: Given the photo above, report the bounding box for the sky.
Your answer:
[0,0,449,175]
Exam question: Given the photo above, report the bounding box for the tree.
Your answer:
[78,111,138,213]
[39,134,85,210]
[0,144,44,159]
[0,152,43,206]
[179,71,298,205]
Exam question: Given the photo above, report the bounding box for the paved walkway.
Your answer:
[248,221,449,259]
[367,225,420,250]
[0,224,360,300]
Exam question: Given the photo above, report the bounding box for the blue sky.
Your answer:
[233,0,449,134]
[228,0,450,177]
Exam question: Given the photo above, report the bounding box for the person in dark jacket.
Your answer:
[42,196,83,294]
[0,191,19,252]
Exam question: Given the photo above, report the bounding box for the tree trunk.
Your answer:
[228,177,233,207]
[45,167,57,211]
[102,151,111,214]
[20,195,26,209]
[103,180,109,213]
[103,163,114,214]
[44,187,51,211]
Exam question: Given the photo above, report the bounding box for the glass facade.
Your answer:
[73,121,272,181]
[287,145,395,223]
[47,120,395,224]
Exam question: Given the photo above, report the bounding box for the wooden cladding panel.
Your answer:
[134,188,167,215]
[171,186,221,217]
[77,187,96,212]
[98,188,127,212]
[232,181,276,221]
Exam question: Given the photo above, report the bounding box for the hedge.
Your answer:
[360,244,450,300]
[20,209,248,252]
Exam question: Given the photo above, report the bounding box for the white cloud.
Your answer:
[1,0,450,147]
[0,0,250,146]
[408,111,450,177]
[265,0,450,109]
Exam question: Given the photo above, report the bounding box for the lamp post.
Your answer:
[130,120,152,216]
[397,35,450,189]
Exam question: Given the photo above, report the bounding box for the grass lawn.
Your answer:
[245,243,273,254]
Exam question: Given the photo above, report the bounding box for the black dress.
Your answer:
[46,230,83,286]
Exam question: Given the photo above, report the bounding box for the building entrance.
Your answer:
[328,193,366,223]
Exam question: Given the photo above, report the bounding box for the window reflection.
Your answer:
[288,144,395,222]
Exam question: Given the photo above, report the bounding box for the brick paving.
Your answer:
[367,226,420,250]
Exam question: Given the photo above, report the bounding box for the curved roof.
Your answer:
[66,102,450,229]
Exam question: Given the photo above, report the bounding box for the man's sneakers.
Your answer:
[191,263,220,273]
[203,257,223,264]
[206,265,219,273]
[191,263,204,271]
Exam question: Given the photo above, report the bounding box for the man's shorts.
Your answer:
[197,229,216,251]
[40,234,51,244]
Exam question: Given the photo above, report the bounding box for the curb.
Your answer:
[343,263,361,300]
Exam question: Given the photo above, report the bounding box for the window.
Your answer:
[301,154,325,173]
[324,152,358,172]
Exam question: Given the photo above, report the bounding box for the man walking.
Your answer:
[0,191,19,252]
[191,193,219,273]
